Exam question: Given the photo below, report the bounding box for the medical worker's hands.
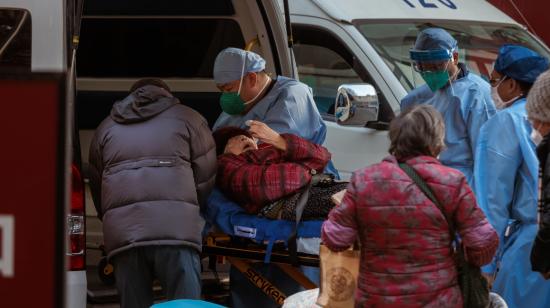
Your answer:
[246,120,287,151]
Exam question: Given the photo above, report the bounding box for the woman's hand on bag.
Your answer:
[247,120,287,151]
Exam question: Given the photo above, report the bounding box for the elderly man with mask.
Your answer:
[213,47,323,141]
[474,45,550,308]
[212,47,338,176]
[401,28,495,187]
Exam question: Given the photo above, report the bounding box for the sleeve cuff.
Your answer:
[482,262,496,275]
[281,133,299,155]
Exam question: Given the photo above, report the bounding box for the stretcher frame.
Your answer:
[203,233,319,305]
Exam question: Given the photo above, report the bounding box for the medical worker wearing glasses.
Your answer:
[475,45,550,308]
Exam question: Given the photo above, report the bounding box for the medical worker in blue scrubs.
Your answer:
[475,45,550,308]
[212,47,337,176]
[401,28,495,187]
[208,48,328,307]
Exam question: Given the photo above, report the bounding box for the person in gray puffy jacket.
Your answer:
[88,78,217,308]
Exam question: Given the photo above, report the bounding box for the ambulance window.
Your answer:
[77,18,244,78]
[83,0,235,16]
[294,44,362,115]
[0,9,31,73]
[293,25,392,123]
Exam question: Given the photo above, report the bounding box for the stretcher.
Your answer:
[202,189,323,305]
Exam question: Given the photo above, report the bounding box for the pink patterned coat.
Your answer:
[322,155,498,308]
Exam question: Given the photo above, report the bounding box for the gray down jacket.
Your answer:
[88,85,217,257]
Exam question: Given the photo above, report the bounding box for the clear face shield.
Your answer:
[410,48,454,92]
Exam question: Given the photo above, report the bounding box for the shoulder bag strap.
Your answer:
[398,163,456,241]
[287,172,316,266]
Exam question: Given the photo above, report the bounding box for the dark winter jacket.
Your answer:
[531,135,550,272]
[88,85,217,257]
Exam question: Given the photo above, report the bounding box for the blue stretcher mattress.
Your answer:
[204,189,323,261]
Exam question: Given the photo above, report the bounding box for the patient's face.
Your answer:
[224,135,258,155]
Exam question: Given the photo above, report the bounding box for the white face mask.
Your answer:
[491,76,520,110]
[531,124,544,146]
[531,129,543,146]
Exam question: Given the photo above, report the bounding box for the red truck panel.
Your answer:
[488,0,550,46]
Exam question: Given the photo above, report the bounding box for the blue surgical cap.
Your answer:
[411,28,458,58]
[494,44,549,84]
[213,47,266,84]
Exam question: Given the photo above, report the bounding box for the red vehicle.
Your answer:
[0,1,86,307]
[488,0,550,46]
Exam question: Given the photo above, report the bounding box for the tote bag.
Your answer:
[316,245,360,308]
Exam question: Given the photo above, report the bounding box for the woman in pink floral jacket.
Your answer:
[322,105,499,307]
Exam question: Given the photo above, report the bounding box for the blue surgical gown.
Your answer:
[214,75,338,176]
[475,98,550,308]
[401,67,495,187]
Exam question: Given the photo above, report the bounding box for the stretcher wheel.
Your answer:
[98,257,116,286]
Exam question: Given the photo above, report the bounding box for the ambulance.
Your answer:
[2,0,549,306]
[283,0,550,178]
[78,0,550,302]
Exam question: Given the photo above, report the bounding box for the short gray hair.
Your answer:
[389,105,445,160]
[527,69,550,124]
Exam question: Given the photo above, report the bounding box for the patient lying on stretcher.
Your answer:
[213,121,344,219]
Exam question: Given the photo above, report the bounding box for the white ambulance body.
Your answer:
[284,0,550,178]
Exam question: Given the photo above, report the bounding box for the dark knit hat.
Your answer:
[213,126,253,156]
[527,69,550,123]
